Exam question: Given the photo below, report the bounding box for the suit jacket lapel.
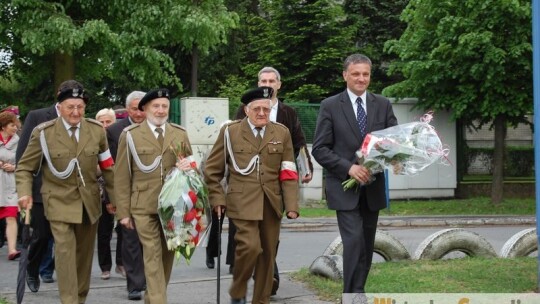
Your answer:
[366,92,377,133]
[76,120,90,156]
[53,118,75,151]
[339,91,363,145]
[47,105,58,120]
[259,123,274,152]
[241,119,259,149]
[140,121,162,151]
[163,123,176,155]
[276,102,286,125]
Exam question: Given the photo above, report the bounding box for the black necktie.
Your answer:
[156,127,164,147]
[255,127,262,145]
[356,97,367,137]
[69,126,78,144]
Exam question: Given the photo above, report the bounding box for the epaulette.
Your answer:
[85,118,103,127]
[170,123,186,131]
[35,119,56,131]
[221,119,241,129]
[122,123,140,132]
[270,121,288,130]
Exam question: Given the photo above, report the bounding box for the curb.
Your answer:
[279,215,536,230]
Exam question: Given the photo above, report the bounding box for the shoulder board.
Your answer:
[85,118,103,127]
[36,119,56,131]
[123,123,140,132]
[270,121,287,129]
[170,123,186,131]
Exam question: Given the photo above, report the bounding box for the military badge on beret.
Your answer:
[138,88,170,111]
[241,86,274,105]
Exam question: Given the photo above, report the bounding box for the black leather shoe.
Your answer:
[26,274,40,293]
[230,298,246,304]
[41,276,55,283]
[271,277,279,296]
[128,290,142,301]
[206,255,215,269]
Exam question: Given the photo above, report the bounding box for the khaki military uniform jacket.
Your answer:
[114,121,192,219]
[204,118,299,220]
[16,118,114,224]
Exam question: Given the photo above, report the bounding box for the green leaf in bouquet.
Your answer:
[159,206,175,222]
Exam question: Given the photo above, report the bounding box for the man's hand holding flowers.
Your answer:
[348,164,372,185]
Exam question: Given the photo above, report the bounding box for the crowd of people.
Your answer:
[1,53,390,304]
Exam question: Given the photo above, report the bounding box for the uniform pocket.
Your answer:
[267,143,284,154]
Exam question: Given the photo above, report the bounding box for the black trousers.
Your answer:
[205,211,225,258]
[27,203,54,278]
[120,221,146,292]
[336,192,379,293]
[97,209,122,271]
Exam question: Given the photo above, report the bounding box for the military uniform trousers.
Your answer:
[132,213,174,304]
[229,196,280,304]
[49,213,97,304]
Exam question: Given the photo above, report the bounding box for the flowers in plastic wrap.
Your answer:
[342,112,449,190]
[158,144,212,264]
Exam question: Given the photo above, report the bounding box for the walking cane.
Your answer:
[217,212,222,304]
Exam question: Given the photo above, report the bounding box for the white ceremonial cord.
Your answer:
[126,131,163,181]
[39,130,86,187]
[224,126,259,177]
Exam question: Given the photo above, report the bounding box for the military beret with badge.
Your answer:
[138,88,170,111]
[240,86,274,105]
[57,83,88,104]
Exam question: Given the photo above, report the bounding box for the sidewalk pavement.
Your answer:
[0,215,535,304]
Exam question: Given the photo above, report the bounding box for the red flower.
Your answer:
[184,208,198,222]
[188,191,198,204]
[167,220,174,230]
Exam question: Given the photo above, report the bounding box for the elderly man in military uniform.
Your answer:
[204,86,300,304]
[114,88,193,304]
[16,80,115,304]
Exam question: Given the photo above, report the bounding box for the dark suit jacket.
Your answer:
[312,90,397,212]
[15,105,58,203]
[106,117,131,160]
[235,101,313,173]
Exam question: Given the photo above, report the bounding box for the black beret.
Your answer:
[138,88,170,111]
[57,87,88,103]
[241,86,274,105]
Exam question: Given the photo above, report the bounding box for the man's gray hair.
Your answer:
[258,67,281,82]
[125,91,146,107]
[343,54,372,71]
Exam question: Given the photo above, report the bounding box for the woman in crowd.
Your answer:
[0,111,21,260]
[95,108,125,279]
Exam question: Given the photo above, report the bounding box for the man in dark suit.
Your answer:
[222,67,313,295]
[15,102,58,292]
[106,91,147,301]
[312,54,397,300]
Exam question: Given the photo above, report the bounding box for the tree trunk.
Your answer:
[491,114,506,205]
[190,46,199,97]
[54,52,75,91]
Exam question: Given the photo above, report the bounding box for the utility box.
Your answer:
[180,97,229,145]
[180,97,229,166]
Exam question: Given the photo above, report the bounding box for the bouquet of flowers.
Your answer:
[158,144,212,264]
[342,112,449,190]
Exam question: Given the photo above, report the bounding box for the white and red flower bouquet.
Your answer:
[158,144,211,264]
[342,112,449,190]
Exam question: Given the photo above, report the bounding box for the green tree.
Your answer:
[384,0,532,204]
[0,0,237,113]
[344,0,409,93]
[255,0,357,103]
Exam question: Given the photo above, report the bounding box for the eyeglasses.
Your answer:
[64,105,86,112]
[250,106,271,114]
